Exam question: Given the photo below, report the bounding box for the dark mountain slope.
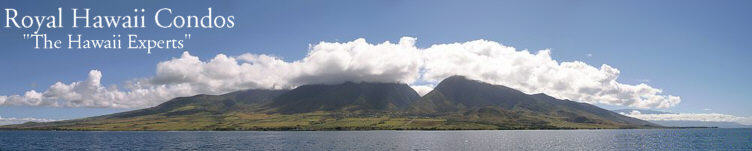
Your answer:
[266,82,420,114]
[107,89,289,118]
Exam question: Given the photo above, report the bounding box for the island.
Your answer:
[1,76,658,131]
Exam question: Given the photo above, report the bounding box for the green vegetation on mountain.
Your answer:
[0,76,659,130]
[266,82,420,114]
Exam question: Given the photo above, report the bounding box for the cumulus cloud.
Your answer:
[0,37,680,109]
[621,110,752,125]
[0,70,198,108]
[0,116,56,125]
[289,37,422,85]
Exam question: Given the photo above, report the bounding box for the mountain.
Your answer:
[409,76,657,129]
[1,76,659,130]
[0,89,289,130]
[266,82,420,114]
[106,89,289,118]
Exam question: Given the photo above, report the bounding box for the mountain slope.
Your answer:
[106,89,289,118]
[0,89,289,130]
[266,82,420,114]
[409,76,657,129]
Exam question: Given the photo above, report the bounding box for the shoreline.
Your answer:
[0,126,719,131]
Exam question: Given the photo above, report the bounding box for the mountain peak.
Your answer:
[438,75,477,85]
[411,75,658,128]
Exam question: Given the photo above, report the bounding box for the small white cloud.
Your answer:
[703,108,712,111]
[586,53,593,57]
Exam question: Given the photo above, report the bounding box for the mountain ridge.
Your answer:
[409,76,657,128]
[266,82,420,114]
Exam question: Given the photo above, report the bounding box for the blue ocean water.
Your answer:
[0,129,750,150]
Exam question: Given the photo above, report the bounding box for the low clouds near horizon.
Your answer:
[0,37,680,109]
[0,116,56,125]
[621,110,752,125]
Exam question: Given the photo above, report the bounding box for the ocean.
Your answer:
[1,128,750,150]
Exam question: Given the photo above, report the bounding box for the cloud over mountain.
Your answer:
[0,37,680,109]
[420,40,680,108]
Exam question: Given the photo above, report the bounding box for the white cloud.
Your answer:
[410,84,434,96]
[288,37,423,85]
[0,116,56,125]
[621,110,752,125]
[0,37,680,109]
[0,70,198,108]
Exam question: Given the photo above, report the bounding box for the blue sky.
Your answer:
[1,0,751,120]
